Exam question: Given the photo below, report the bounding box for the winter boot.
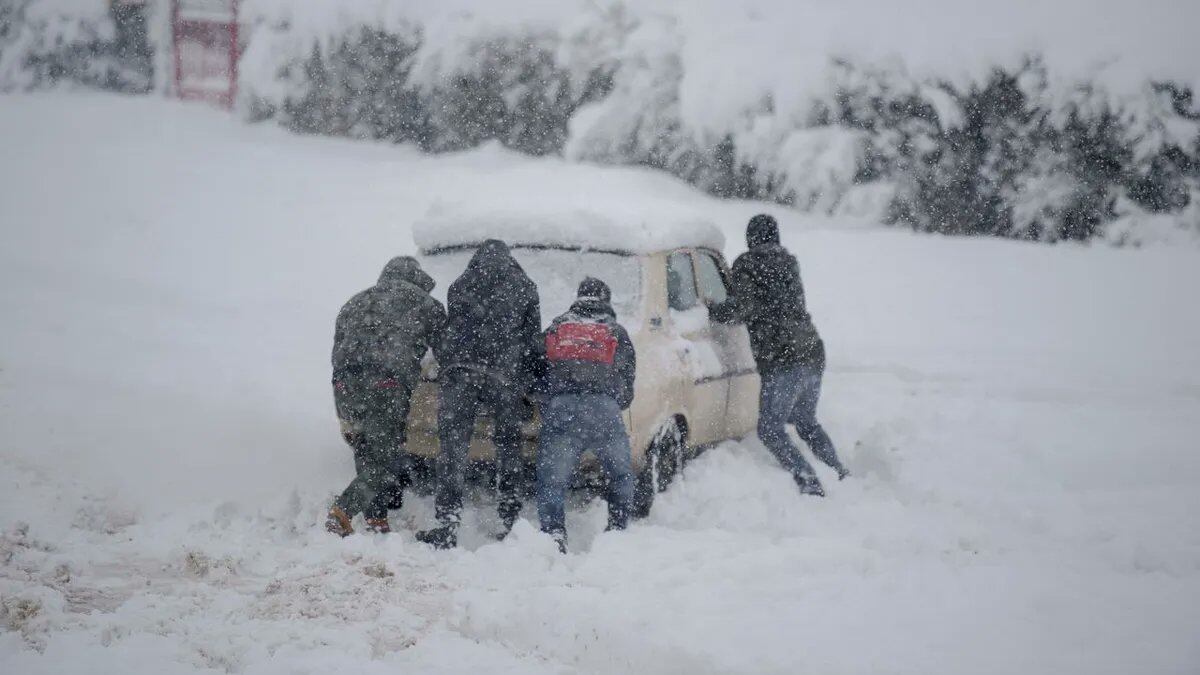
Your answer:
[383,462,410,510]
[325,506,354,537]
[364,517,391,534]
[796,471,826,497]
[836,465,851,481]
[496,501,521,541]
[494,516,518,542]
[415,524,458,550]
[605,505,628,532]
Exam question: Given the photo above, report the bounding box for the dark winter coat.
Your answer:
[332,256,447,385]
[438,239,542,390]
[710,216,825,373]
[534,278,637,410]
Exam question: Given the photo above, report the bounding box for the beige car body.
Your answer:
[404,245,760,471]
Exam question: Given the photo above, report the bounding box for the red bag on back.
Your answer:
[545,322,617,364]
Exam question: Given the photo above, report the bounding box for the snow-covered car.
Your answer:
[404,205,760,515]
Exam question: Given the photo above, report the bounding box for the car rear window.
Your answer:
[422,248,642,324]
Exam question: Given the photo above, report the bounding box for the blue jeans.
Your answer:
[536,394,634,537]
[758,362,842,479]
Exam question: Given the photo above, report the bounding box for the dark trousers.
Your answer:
[758,361,842,479]
[333,374,412,520]
[434,369,524,526]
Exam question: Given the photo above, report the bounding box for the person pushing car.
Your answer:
[417,239,541,549]
[326,256,446,536]
[709,214,848,496]
[534,277,636,553]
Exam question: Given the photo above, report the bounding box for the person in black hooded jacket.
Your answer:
[710,214,847,496]
[326,257,446,537]
[417,239,541,549]
[533,277,636,552]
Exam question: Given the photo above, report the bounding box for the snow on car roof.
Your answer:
[413,201,725,255]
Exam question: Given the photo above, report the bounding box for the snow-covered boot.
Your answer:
[836,465,851,481]
[548,530,567,554]
[415,524,458,550]
[364,517,391,534]
[796,471,826,497]
[494,515,518,542]
[496,500,520,541]
[325,506,354,537]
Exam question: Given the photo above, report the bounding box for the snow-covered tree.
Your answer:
[562,3,713,184]
[411,24,576,155]
[276,26,424,144]
[0,0,154,93]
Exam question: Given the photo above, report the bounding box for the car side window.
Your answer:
[667,251,698,311]
[694,252,730,304]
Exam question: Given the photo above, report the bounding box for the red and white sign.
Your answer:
[172,0,239,108]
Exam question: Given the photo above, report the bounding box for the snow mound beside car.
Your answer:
[413,200,725,255]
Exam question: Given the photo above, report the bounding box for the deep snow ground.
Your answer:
[1,93,1199,674]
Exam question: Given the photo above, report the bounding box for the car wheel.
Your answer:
[631,418,687,520]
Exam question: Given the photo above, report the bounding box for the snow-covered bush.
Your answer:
[235,3,424,139]
[5,0,1199,245]
[239,3,597,156]
[561,6,715,185]
[259,26,424,143]
[862,59,1200,242]
[0,0,151,93]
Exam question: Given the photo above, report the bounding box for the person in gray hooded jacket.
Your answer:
[326,257,446,537]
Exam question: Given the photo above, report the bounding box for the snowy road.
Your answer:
[2,94,1199,674]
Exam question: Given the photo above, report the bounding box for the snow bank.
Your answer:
[414,201,724,255]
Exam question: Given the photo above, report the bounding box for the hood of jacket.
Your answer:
[467,239,515,272]
[377,256,435,293]
[746,213,780,249]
